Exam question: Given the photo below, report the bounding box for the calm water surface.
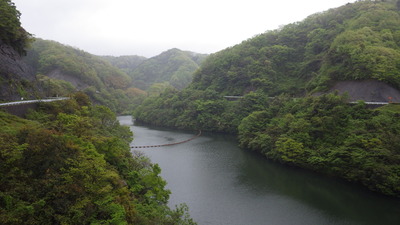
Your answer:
[118,116,400,225]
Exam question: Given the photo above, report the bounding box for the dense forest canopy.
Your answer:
[238,94,400,196]
[0,0,199,223]
[134,0,400,197]
[0,93,196,224]
[136,0,400,130]
[189,0,400,96]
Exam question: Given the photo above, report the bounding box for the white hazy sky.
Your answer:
[13,0,357,57]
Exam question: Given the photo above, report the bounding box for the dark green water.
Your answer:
[118,116,400,225]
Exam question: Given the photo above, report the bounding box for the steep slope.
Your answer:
[134,0,400,197]
[326,80,400,102]
[129,48,207,90]
[25,39,132,90]
[0,38,36,100]
[22,39,144,112]
[0,0,35,101]
[191,0,400,97]
[0,1,197,223]
[137,0,400,130]
[0,93,196,224]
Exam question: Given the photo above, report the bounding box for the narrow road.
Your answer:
[0,97,70,106]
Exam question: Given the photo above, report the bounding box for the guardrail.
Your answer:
[349,101,390,105]
[0,97,70,107]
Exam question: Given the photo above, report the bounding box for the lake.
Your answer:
[118,116,400,225]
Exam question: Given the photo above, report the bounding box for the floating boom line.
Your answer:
[131,130,202,149]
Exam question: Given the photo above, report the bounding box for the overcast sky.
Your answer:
[13,0,356,57]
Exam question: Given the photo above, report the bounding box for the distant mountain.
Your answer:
[125,48,208,90]
[18,39,207,111]
[101,55,147,75]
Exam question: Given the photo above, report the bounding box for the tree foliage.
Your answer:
[188,0,400,94]
[238,93,400,197]
[0,93,196,224]
[0,0,31,55]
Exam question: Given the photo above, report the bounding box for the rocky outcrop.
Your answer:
[47,69,88,90]
[329,80,400,102]
[0,39,36,101]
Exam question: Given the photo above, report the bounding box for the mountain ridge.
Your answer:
[7,38,206,112]
[105,48,208,91]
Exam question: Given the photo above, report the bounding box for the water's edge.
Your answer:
[118,116,400,225]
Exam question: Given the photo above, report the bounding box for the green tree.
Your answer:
[0,0,31,54]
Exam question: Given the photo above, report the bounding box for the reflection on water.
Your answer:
[236,150,400,225]
[118,116,400,225]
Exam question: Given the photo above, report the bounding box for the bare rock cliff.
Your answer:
[329,80,400,102]
[0,39,36,100]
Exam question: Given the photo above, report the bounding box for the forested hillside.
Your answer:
[136,0,400,130]
[1,0,206,109]
[23,39,146,113]
[190,0,400,96]
[0,93,195,224]
[0,1,197,223]
[134,0,400,197]
[125,48,207,91]
[18,40,206,111]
